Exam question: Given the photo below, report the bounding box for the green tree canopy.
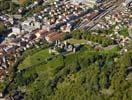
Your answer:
[0,22,5,33]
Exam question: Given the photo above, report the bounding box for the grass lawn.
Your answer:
[19,49,50,70]
[35,55,64,74]
[65,39,87,44]
[0,82,5,91]
[19,54,64,91]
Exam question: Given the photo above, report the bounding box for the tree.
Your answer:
[0,22,5,33]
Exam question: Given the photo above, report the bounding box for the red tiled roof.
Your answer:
[47,32,64,42]
[47,32,59,38]
[39,30,48,35]
[49,34,64,42]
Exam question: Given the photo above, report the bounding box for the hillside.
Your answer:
[7,41,132,100]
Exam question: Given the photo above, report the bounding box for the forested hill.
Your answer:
[7,39,132,100]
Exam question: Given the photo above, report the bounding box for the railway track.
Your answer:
[77,0,124,31]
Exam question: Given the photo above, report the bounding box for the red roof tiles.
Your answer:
[46,32,64,42]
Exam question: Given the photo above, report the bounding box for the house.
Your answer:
[13,15,22,20]
[8,17,14,25]
[34,22,42,29]
[22,18,33,26]
[22,17,42,32]
[45,32,64,43]
[60,23,73,33]
[35,29,48,39]
[42,25,51,31]
[22,25,36,33]
[12,27,21,34]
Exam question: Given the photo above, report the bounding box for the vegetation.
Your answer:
[0,0,19,14]
[119,26,129,37]
[4,28,131,100]
[0,22,5,33]
[0,0,10,12]
[6,41,132,100]
[19,48,50,70]
[71,29,115,47]
[65,39,87,44]
[61,29,116,47]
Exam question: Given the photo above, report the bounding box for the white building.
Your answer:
[12,27,21,34]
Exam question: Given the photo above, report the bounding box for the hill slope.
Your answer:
[8,44,132,100]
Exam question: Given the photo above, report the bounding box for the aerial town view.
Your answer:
[0,0,132,100]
